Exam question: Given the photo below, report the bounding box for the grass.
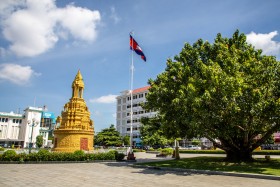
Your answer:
[179,150,280,155]
[136,157,280,176]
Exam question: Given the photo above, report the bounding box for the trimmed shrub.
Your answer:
[1,150,17,161]
[160,148,173,156]
[0,150,117,162]
[38,149,50,154]
[253,150,280,155]
[111,150,125,161]
[36,149,51,161]
[74,150,85,156]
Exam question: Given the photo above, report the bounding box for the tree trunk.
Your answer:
[225,148,253,162]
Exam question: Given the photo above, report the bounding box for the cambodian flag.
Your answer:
[130,35,146,62]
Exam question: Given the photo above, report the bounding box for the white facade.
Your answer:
[0,112,23,147]
[22,107,43,148]
[0,107,44,148]
[116,86,156,146]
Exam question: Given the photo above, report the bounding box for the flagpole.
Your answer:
[129,32,134,155]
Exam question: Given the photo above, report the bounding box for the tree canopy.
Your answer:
[36,135,43,148]
[144,30,280,161]
[140,117,173,147]
[95,124,122,147]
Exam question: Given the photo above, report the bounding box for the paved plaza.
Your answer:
[0,153,279,187]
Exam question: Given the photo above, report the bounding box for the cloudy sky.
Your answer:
[0,0,280,132]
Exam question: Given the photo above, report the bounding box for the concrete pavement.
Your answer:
[0,152,279,187]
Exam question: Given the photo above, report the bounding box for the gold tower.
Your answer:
[53,70,94,152]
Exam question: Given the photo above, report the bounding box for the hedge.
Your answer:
[0,150,125,162]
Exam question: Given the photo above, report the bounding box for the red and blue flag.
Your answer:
[130,35,146,62]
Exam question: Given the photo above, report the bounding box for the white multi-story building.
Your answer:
[0,106,55,148]
[116,86,156,147]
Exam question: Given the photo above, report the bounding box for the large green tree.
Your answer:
[95,125,122,147]
[145,30,280,161]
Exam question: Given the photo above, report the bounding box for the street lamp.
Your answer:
[28,118,39,154]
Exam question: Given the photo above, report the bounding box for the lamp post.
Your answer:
[28,119,39,154]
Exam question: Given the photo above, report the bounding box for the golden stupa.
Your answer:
[53,70,94,152]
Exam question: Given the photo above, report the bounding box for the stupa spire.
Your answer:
[72,70,84,98]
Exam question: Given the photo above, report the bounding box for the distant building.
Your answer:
[116,86,156,147]
[0,106,55,148]
[40,111,56,147]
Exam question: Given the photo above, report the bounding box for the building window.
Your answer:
[127,128,130,131]
[127,120,131,124]
[0,118,9,122]
[117,99,121,105]
[127,105,131,109]
[127,97,131,101]
[122,105,126,110]
[133,95,137,99]
[133,119,139,123]
[13,119,16,123]
[139,94,144,98]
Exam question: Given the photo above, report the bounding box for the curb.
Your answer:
[131,165,280,181]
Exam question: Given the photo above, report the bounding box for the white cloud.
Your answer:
[0,0,101,57]
[54,4,100,41]
[89,94,118,104]
[0,0,25,17]
[0,47,8,57]
[110,6,120,24]
[246,31,280,56]
[0,63,40,85]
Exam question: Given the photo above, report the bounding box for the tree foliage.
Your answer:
[95,125,122,147]
[144,30,280,161]
[122,135,130,146]
[36,135,43,148]
[140,117,173,147]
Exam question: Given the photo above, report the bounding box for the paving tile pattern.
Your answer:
[0,152,279,187]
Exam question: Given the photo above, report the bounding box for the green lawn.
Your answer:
[137,157,280,176]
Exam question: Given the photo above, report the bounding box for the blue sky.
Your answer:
[0,0,280,132]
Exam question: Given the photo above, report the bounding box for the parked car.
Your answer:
[186,145,201,150]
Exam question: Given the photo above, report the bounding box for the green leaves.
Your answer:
[95,124,122,147]
[36,135,43,148]
[145,30,280,161]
